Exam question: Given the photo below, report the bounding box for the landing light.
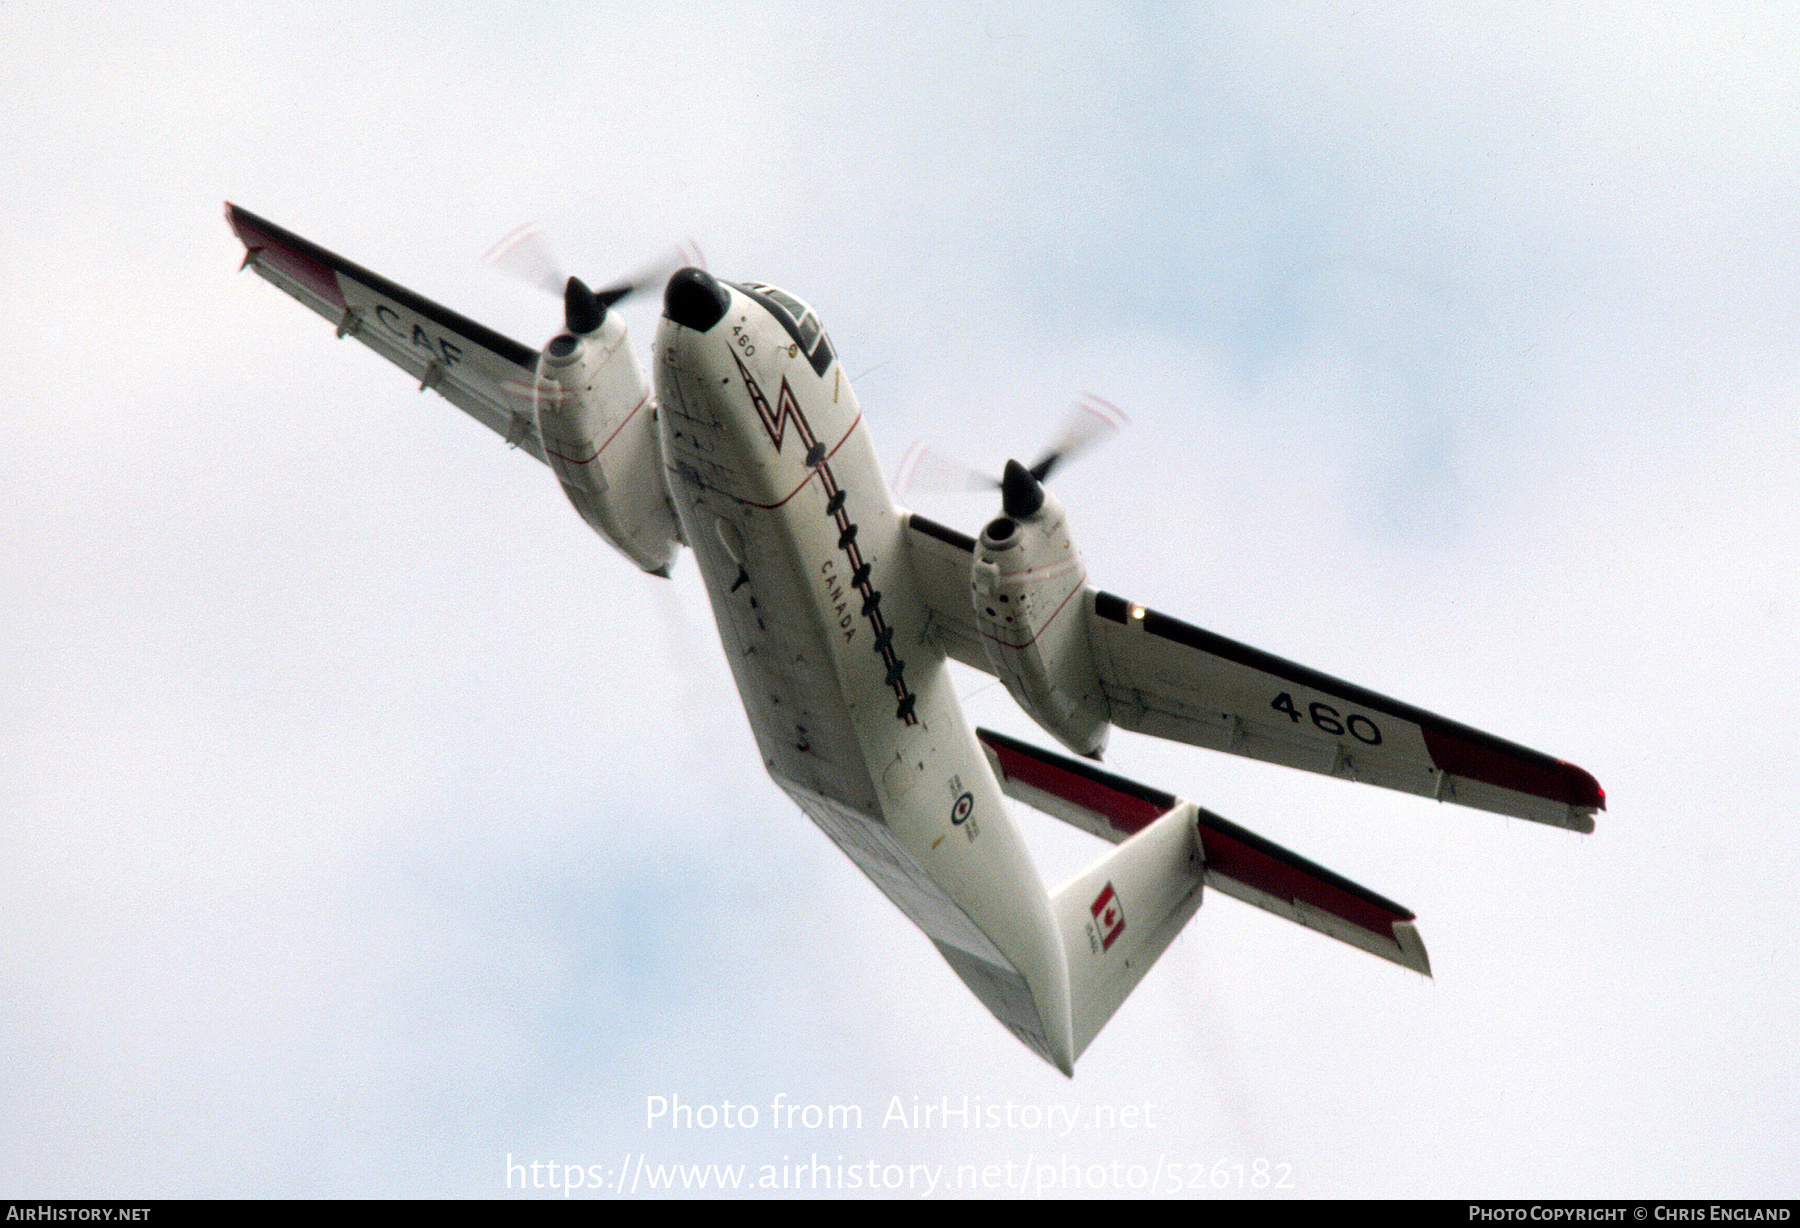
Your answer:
[1130,604,1146,620]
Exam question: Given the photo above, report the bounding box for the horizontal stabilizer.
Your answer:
[979,728,1430,976]
[978,726,1170,844]
[1192,808,1430,975]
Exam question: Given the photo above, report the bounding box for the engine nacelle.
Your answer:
[535,311,684,575]
[971,483,1110,758]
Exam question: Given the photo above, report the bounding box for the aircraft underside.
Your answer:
[225,205,1604,1074]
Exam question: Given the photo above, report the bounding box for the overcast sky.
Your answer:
[3,1,1796,1199]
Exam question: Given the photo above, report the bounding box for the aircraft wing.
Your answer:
[225,203,549,463]
[906,514,1604,832]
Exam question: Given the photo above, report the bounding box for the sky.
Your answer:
[3,1,1796,1200]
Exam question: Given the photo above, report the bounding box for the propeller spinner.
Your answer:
[1001,458,1046,518]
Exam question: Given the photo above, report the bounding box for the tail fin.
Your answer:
[978,728,1431,1060]
[1049,801,1206,1059]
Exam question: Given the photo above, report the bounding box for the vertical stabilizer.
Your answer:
[1050,803,1205,1060]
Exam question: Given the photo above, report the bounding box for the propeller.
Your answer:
[1027,393,1128,483]
[893,441,998,495]
[896,394,1129,514]
[482,222,566,297]
[484,222,706,334]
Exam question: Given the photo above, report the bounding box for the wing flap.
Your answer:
[226,203,549,463]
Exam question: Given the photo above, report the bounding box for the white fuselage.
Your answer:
[653,278,1073,1072]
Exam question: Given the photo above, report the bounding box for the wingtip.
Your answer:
[1560,760,1606,811]
[1394,921,1432,977]
[223,201,256,267]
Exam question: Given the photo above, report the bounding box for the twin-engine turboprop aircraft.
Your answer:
[225,205,1604,1074]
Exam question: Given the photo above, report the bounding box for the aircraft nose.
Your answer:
[663,267,731,332]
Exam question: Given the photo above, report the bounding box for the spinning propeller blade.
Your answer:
[897,394,1129,508]
[483,222,566,297]
[485,224,705,334]
[1027,394,1129,482]
[895,442,1002,496]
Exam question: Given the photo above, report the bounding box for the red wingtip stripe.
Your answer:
[1421,727,1605,810]
[225,204,346,311]
[1564,761,1606,810]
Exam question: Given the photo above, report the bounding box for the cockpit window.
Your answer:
[763,287,808,320]
[733,282,836,378]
